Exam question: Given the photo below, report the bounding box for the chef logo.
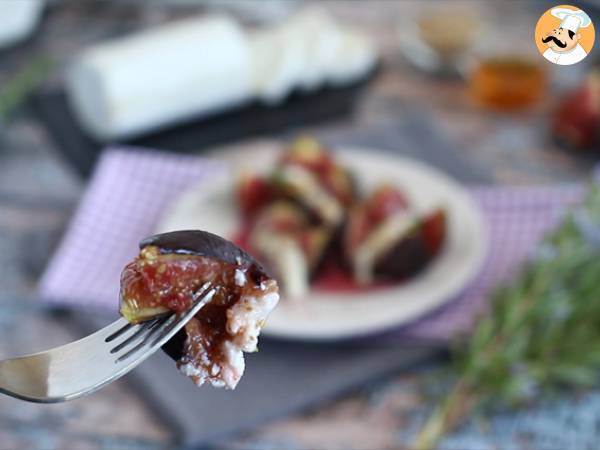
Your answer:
[535,5,595,65]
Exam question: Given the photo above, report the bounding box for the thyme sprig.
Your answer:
[413,183,600,449]
[0,56,51,123]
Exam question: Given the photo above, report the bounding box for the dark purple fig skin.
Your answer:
[373,232,433,280]
[373,210,446,280]
[140,230,273,286]
[345,206,447,281]
[141,230,255,265]
[162,329,187,362]
[307,227,337,280]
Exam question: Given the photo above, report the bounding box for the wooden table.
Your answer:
[0,1,596,449]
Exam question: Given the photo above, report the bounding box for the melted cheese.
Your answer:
[353,211,416,284]
[280,165,343,226]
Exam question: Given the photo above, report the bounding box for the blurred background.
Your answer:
[1,1,599,449]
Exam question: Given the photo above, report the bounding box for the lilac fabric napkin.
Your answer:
[39,148,225,307]
[39,147,585,342]
[397,183,583,341]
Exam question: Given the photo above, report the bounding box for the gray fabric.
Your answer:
[90,114,490,446]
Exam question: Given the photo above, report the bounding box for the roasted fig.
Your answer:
[344,184,445,284]
[119,230,279,389]
[373,209,447,280]
[272,137,356,227]
[236,173,275,219]
[552,70,600,151]
[247,202,333,298]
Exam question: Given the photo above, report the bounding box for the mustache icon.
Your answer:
[542,35,567,48]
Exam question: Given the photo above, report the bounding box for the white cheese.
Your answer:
[252,230,309,298]
[279,165,343,226]
[67,16,253,140]
[181,279,279,389]
[66,8,377,140]
[353,211,417,284]
[234,268,247,287]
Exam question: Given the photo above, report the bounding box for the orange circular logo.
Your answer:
[535,5,595,65]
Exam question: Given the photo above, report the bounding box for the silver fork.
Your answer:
[0,283,215,403]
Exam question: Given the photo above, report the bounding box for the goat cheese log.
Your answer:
[66,8,377,140]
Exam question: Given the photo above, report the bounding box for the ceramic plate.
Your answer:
[157,143,487,340]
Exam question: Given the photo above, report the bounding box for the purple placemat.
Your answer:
[39,148,224,306]
[396,183,584,341]
[39,147,588,341]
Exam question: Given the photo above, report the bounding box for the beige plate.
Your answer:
[157,143,487,341]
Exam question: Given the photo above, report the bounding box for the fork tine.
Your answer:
[140,314,173,342]
[108,282,212,353]
[104,322,134,343]
[112,286,215,363]
[0,284,215,403]
[191,281,213,299]
[148,312,190,348]
[115,340,151,363]
[109,318,165,354]
[113,316,174,362]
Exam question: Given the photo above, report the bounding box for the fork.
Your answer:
[0,283,215,403]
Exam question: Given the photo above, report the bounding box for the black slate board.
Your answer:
[32,75,375,178]
[107,321,443,448]
[140,340,444,447]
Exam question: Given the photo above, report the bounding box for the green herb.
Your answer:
[413,183,600,449]
[0,56,52,122]
[270,169,285,187]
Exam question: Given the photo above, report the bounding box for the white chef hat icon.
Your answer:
[551,7,592,33]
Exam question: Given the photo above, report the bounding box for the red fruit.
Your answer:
[367,185,409,225]
[421,209,446,255]
[237,175,273,218]
[344,206,370,253]
[552,74,600,150]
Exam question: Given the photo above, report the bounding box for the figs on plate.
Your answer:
[247,202,332,298]
[344,184,446,284]
[272,137,356,227]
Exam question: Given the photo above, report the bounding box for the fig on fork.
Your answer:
[119,230,279,389]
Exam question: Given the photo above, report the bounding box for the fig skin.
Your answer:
[162,328,187,362]
[140,230,269,279]
[374,210,447,280]
[141,229,253,263]
[373,233,431,280]
[306,226,338,281]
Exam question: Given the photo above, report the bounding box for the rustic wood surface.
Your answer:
[0,1,597,449]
